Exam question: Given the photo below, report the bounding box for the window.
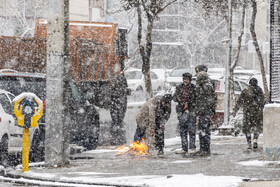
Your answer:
[234,81,241,92]
[150,72,158,79]
[240,82,248,90]
[0,93,11,114]
[125,71,142,80]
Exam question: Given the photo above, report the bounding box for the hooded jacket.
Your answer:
[233,84,265,133]
[195,72,216,116]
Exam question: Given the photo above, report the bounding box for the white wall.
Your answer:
[70,0,89,21]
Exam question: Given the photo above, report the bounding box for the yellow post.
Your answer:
[22,128,29,172]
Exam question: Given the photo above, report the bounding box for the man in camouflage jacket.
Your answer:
[195,65,216,156]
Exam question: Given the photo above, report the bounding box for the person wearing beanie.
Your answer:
[233,78,265,149]
[134,94,172,155]
[173,72,196,156]
[194,65,216,156]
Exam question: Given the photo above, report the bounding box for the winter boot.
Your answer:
[189,148,196,156]
[157,150,164,155]
[175,149,187,154]
[247,143,252,149]
[253,139,258,149]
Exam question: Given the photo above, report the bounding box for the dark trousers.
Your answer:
[133,123,164,152]
[110,104,127,145]
[178,112,196,151]
[134,126,145,142]
[245,133,259,144]
[110,105,126,129]
[155,122,164,152]
[198,115,211,153]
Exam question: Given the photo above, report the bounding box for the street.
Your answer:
[4,134,280,187]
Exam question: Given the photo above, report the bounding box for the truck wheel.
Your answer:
[0,136,9,167]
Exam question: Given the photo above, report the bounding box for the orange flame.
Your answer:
[116,138,150,156]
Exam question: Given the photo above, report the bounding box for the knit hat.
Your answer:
[195,65,208,73]
[182,72,192,81]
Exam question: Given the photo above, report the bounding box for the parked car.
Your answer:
[125,69,166,93]
[166,67,194,89]
[233,69,261,81]
[0,89,38,166]
[0,70,100,163]
[208,68,225,77]
[210,76,249,128]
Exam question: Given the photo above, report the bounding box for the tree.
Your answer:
[249,0,269,102]
[197,0,270,103]
[0,0,47,36]
[229,0,246,104]
[179,1,227,68]
[121,0,178,100]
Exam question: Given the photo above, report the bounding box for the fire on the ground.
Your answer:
[116,139,149,156]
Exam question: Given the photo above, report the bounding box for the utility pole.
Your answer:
[224,0,233,127]
[45,0,70,166]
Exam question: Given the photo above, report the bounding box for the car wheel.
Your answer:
[0,136,9,167]
[136,86,143,92]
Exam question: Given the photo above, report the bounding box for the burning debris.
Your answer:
[116,139,150,156]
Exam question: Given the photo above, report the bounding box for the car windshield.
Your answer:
[125,71,142,79]
[0,76,46,100]
[169,69,192,77]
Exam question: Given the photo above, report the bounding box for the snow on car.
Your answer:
[125,68,166,93]
[166,67,194,89]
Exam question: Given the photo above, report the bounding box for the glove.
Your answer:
[151,128,155,136]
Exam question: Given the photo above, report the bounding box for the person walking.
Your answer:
[173,72,196,156]
[232,78,265,149]
[134,94,172,155]
[194,65,216,156]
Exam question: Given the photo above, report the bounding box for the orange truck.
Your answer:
[0,19,128,107]
[0,20,129,146]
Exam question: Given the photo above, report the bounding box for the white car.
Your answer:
[125,69,165,92]
[166,68,195,88]
[0,89,37,166]
[233,69,261,81]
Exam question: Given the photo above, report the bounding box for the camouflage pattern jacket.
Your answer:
[195,72,216,116]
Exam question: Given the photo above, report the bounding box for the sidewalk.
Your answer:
[4,134,280,187]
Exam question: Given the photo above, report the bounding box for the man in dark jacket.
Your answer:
[134,94,172,155]
[233,78,265,149]
[194,65,216,156]
[173,72,196,156]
